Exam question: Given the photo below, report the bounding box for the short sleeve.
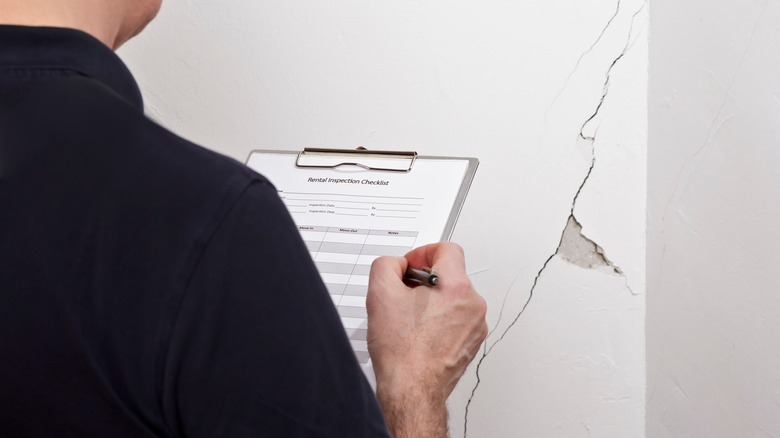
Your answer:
[161,181,390,437]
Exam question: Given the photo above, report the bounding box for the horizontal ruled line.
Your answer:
[282,191,424,200]
[376,209,420,212]
[287,198,422,206]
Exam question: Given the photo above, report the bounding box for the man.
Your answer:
[0,0,488,436]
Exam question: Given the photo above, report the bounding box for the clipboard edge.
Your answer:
[435,157,479,242]
[246,148,419,172]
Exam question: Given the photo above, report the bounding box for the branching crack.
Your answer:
[546,0,622,116]
[462,4,646,436]
[581,4,646,139]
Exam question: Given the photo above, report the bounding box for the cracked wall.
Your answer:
[120,1,647,436]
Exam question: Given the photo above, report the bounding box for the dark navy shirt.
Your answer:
[0,25,388,437]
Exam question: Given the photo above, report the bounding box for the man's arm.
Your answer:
[367,243,489,437]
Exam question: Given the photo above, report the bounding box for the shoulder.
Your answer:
[4,73,281,258]
[24,74,271,214]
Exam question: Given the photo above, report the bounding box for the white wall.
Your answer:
[120,1,647,436]
[647,1,780,436]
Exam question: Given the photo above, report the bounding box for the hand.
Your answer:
[367,243,488,437]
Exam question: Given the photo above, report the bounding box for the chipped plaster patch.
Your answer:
[558,216,622,274]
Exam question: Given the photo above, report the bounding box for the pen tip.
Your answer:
[429,275,440,286]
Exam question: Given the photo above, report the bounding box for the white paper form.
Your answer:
[246,151,476,374]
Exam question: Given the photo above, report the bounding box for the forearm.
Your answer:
[367,243,488,438]
[377,384,448,438]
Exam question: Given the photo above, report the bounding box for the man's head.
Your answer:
[0,0,162,49]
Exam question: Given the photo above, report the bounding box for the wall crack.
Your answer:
[546,0,622,117]
[462,4,645,436]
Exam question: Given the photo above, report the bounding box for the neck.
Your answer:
[0,0,126,49]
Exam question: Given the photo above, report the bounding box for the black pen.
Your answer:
[404,267,439,286]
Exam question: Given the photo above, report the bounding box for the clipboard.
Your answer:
[247,147,478,241]
[245,147,478,374]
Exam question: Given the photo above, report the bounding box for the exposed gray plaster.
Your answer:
[462,5,645,436]
[557,215,622,273]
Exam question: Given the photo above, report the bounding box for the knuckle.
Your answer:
[365,289,381,316]
[370,255,388,268]
[477,295,488,317]
[452,242,465,255]
[448,276,473,293]
[369,256,393,273]
[442,241,465,256]
[365,295,376,315]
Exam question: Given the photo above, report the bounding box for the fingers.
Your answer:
[367,256,411,316]
[404,243,473,301]
[370,242,467,293]
[404,242,466,277]
[369,255,408,288]
[367,241,489,414]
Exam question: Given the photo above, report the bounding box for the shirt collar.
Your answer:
[0,25,143,110]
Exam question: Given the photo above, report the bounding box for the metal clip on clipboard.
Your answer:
[295,147,418,172]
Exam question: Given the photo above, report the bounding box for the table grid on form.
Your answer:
[299,225,418,363]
